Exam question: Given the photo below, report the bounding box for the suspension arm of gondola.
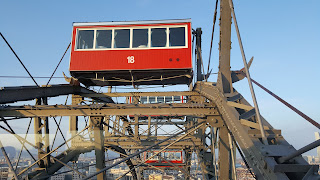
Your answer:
[84,121,205,180]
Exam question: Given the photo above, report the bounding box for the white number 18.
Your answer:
[127,56,135,63]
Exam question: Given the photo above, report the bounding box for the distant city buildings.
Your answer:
[2,150,302,179]
[302,132,320,165]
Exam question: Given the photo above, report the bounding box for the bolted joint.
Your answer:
[90,116,104,127]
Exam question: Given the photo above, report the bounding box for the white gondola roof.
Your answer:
[73,19,191,27]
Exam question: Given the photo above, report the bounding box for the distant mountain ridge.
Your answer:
[0,146,16,158]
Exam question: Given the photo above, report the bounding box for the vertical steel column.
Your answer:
[147,116,151,137]
[218,127,231,179]
[114,116,120,135]
[91,116,106,180]
[34,98,51,169]
[211,127,218,180]
[69,95,82,137]
[135,115,139,140]
[185,117,194,135]
[105,116,111,137]
[185,148,192,180]
[154,119,158,136]
[228,133,237,180]
[217,0,233,178]
[218,0,233,93]
[195,28,203,82]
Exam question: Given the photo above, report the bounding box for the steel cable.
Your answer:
[46,43,71,85]
[0,32,39,87]
[207,0,219,81]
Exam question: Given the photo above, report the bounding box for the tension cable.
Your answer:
[207,0,219,81]
[0,32,39,87]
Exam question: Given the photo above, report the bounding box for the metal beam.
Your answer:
[90,117,106,180]
[104,141,202,149]
[218,127,231,179]
[34,98,51,169]
[217,0,233,93]
[0,84,113,104]
[0,103,217,117]
[82,91,199,97]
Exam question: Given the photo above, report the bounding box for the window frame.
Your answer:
[95,29,113,49]
[132,28,149,48]
[75,29,95,50]
[74,24,188,51]
[113,28,131,49]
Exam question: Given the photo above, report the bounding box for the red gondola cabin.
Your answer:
[69,19,193,86]
[143,150,183,166]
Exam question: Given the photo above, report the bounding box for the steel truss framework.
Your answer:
[0,84,319,180]
[0,0,319,180]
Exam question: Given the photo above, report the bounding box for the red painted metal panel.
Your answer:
[70,48,191,71]
[69,22,192,72]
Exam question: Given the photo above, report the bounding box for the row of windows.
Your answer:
[139,96,183,104]
[76,26,187,50]
[145,151,182,161]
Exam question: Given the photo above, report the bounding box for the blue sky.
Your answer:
[0,1,320,155]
